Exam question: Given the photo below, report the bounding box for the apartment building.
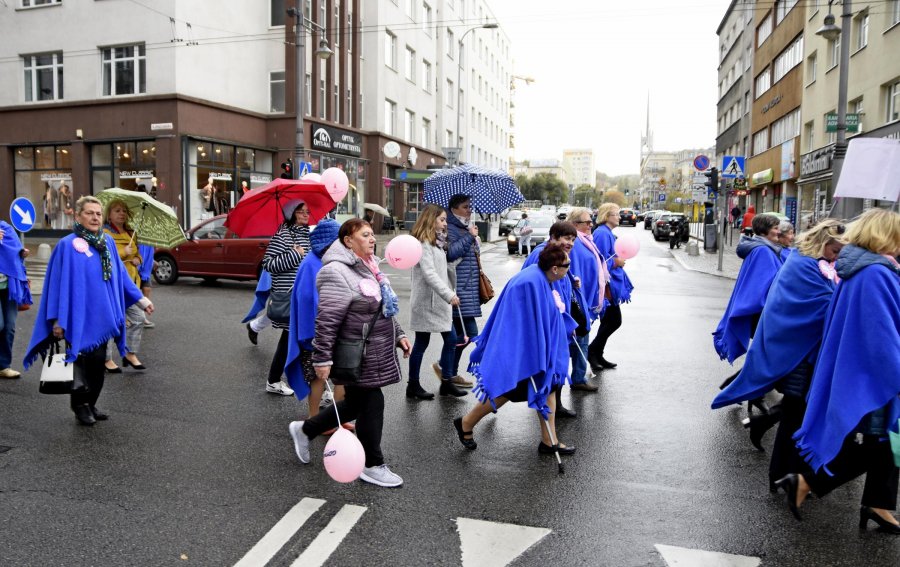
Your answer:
[562,149,595,189]
[509,159,567,184]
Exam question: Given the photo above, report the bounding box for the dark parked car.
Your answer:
[153,215,269,285]
[652,213,687,241]
[643,210,665,230]
[619,208,637,226]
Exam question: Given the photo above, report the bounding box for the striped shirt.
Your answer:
[262,223,310,328]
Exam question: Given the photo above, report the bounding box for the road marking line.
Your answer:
[290,504,367,567]
[233,497,325,567]
[456,517,551,567]
[655,544,761,567]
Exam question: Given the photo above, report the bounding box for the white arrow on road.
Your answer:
[656,544,761,567]
[456,517,551,567]
[13,204,33,226]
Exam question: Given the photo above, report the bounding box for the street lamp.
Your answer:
[452,23,498,166]
[815,1,857,219]
[287,6,333,178]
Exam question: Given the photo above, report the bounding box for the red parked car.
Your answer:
[153,215,269,285]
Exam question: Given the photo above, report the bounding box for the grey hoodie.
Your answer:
[736,235,783,260]
[835,244,900,280]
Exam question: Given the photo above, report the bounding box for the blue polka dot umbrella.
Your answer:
[423,164,524,214]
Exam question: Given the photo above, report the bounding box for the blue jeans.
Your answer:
[409,330,457,383]
[0,291,18,369]
[569,334,590,384]
[452,316,479,377]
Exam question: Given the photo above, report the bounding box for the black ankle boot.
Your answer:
[73,404,96,426]
[406,382,435,400]
[439,380,467,397]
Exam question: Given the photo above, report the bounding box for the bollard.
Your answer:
[687,240,700,256]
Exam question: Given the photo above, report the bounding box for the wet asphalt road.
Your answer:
[1,228,898,566]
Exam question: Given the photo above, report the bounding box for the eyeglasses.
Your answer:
[573,220,592,225]
[557,263,571,269]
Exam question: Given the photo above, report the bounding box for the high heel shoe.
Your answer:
[453,417,477,450]
[774,474,803,521]
[743,407,782,451]
[859,506,900,534]
[105,365,122,374]
[122,358,146,370]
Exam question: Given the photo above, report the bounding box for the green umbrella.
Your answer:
[95,188,187,248]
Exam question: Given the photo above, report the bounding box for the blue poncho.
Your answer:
[283,254,322,401]
[523,244,587,321]
[24,233,144,366]
[592,224,633,304]
[241,270,272,323]
[712,251,834,409]
[712,240,783,363]
[0,221,32,307]
[137,244,155,283]
[469,264,577,418]
[794,245,900,473]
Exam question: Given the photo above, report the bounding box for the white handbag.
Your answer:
[38,341,84,395]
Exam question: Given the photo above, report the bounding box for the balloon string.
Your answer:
[324,379,342,428]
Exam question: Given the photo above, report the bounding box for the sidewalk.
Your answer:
[667,228,744,280]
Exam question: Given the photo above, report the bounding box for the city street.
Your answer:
[1,228,898,566]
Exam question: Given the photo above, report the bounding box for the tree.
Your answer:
[572,184,597,207]
[603,189,626,207]
[516,173,567,204]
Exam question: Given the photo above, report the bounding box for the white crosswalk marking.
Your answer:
[456,517,551,567]
[655,544,761,567]
[290,504,367,567]
[233,498,325,567]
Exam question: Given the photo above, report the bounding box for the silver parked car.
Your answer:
[506,214,554,254]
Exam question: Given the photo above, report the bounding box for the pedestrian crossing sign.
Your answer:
[721,156,745,179]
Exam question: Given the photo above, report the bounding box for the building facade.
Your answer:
[562,149,595,189]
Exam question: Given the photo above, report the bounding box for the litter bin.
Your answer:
[704,224,717,251]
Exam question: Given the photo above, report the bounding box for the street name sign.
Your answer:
[825,113,860,133]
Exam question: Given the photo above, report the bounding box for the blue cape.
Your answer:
[570,239,603,319]
[712,252,834,409]
[794,260,900,473]
[469,264,577,418]
[137,244,155,282]
[523,244,587,323]
[712,245,783,363]
[0,221,32,306]
[24,233,143,366]
[592,225,633,304]
[283,254,322,401]
[241,270,272,323]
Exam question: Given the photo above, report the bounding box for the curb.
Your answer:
[668,249,738,280]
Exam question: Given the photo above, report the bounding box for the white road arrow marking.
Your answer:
[13,204,33,226]
[290,504,366,567]
[233,497,325,567]
[656,544,761,567]
[456,517,551,567]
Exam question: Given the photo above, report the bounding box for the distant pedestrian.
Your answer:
[777,220,795,262]
[515,213,532,256]
[731,205,742,229]
[0,221,32,379]
[741,205,756,236]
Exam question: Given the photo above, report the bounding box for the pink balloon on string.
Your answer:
[301,172,321,182]
[323,428,366,483]
[384,235,423,269]
[614,233,641,260]
[320,167,349,202]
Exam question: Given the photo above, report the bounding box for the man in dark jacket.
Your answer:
[446,194,482,393]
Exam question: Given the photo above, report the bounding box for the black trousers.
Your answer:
[769,395,806,483]
[70,343,106,410]
[588,303,622,361]
[805,435,900,510]
[268,330,289,384]
[302,386,385,468]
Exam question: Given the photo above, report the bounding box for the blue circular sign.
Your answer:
[693,155,710,171]
[9,197,36,233]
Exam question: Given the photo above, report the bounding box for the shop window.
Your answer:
[23,52,63,102]
[101,44,146,96]
[13,144,73,230]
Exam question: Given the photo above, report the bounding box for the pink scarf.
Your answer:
[576,231,610,301]
[361,255,384,282]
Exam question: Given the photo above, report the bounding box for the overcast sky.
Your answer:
[488,0,727,176]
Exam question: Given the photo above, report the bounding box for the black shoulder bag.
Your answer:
[330,299,383,382]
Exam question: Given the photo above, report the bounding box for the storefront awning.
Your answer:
[390,169,437,184]
[750,169,774,187]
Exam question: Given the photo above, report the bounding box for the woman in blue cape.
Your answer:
[453,244,578,456]
[0,220,32,379]
[775,209,900,533]
[589,203,633,371]
[713,220,846,488]
[284,219,343,421]
[24,196,152,426]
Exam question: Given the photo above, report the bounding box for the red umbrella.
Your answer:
[225,179,335,237]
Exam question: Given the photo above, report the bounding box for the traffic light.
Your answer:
[704,167,719,194]
[280,159,293,179]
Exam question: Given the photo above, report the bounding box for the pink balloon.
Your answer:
[614,233,641,260]
[301,172,321,182]
[384,235,423,269]
[323,428,365,483]
[320,167,349,203]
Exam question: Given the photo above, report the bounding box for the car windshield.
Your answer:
[505,211,523,221]
[530,216,554,228]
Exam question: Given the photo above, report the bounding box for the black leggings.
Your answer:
[588,303,622,361]
[302,386,386,468]
[268,330,289,384]
[71,343,106,410]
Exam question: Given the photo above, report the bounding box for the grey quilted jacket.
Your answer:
[312,243,406,388]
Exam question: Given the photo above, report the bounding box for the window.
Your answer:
[405,0,414,18]
[269,71,285,112]
[305,73,311,115]
[828,36,840,69]
[806,52,817,86]
[887,80,900,122]
[333,84,340,123]
[384,99,396,136]
[270,0,285,26]
[775,0,798,24]
[404,110,415,142]
[892,0,900,27]
[446,29,455,59]
[851,98,864,132]
[405,46,415,82]
[319,76,325,119]
[804,121,815,152]
[770,108,800,146]
[446,78,454,108]
[854,11,868,51]
[421,118,431,148]
[422,60,432,92]
[757,12,773,47]
[20,0,60,6]
[752,128,769,155]
[384,30,396,68]
[101,44,146,96]
[825,111,836,143]
[773,35,803,83]
[23,52,63,102]
[423,3,432,34]
[445,130,454,147]
[755,67,771,99]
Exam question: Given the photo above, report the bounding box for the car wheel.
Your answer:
[153,255,178,285]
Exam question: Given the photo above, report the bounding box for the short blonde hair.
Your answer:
[795,218,846,258]
[75,195,102,215]
[566,207,593,223]
[844,208,900,255]
[596,203,619,225]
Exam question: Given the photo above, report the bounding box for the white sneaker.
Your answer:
[288,421,310,464]
[267,381,295,396]
[360,464,403,487]
[143,319,156,329]
[0,368,21,379]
